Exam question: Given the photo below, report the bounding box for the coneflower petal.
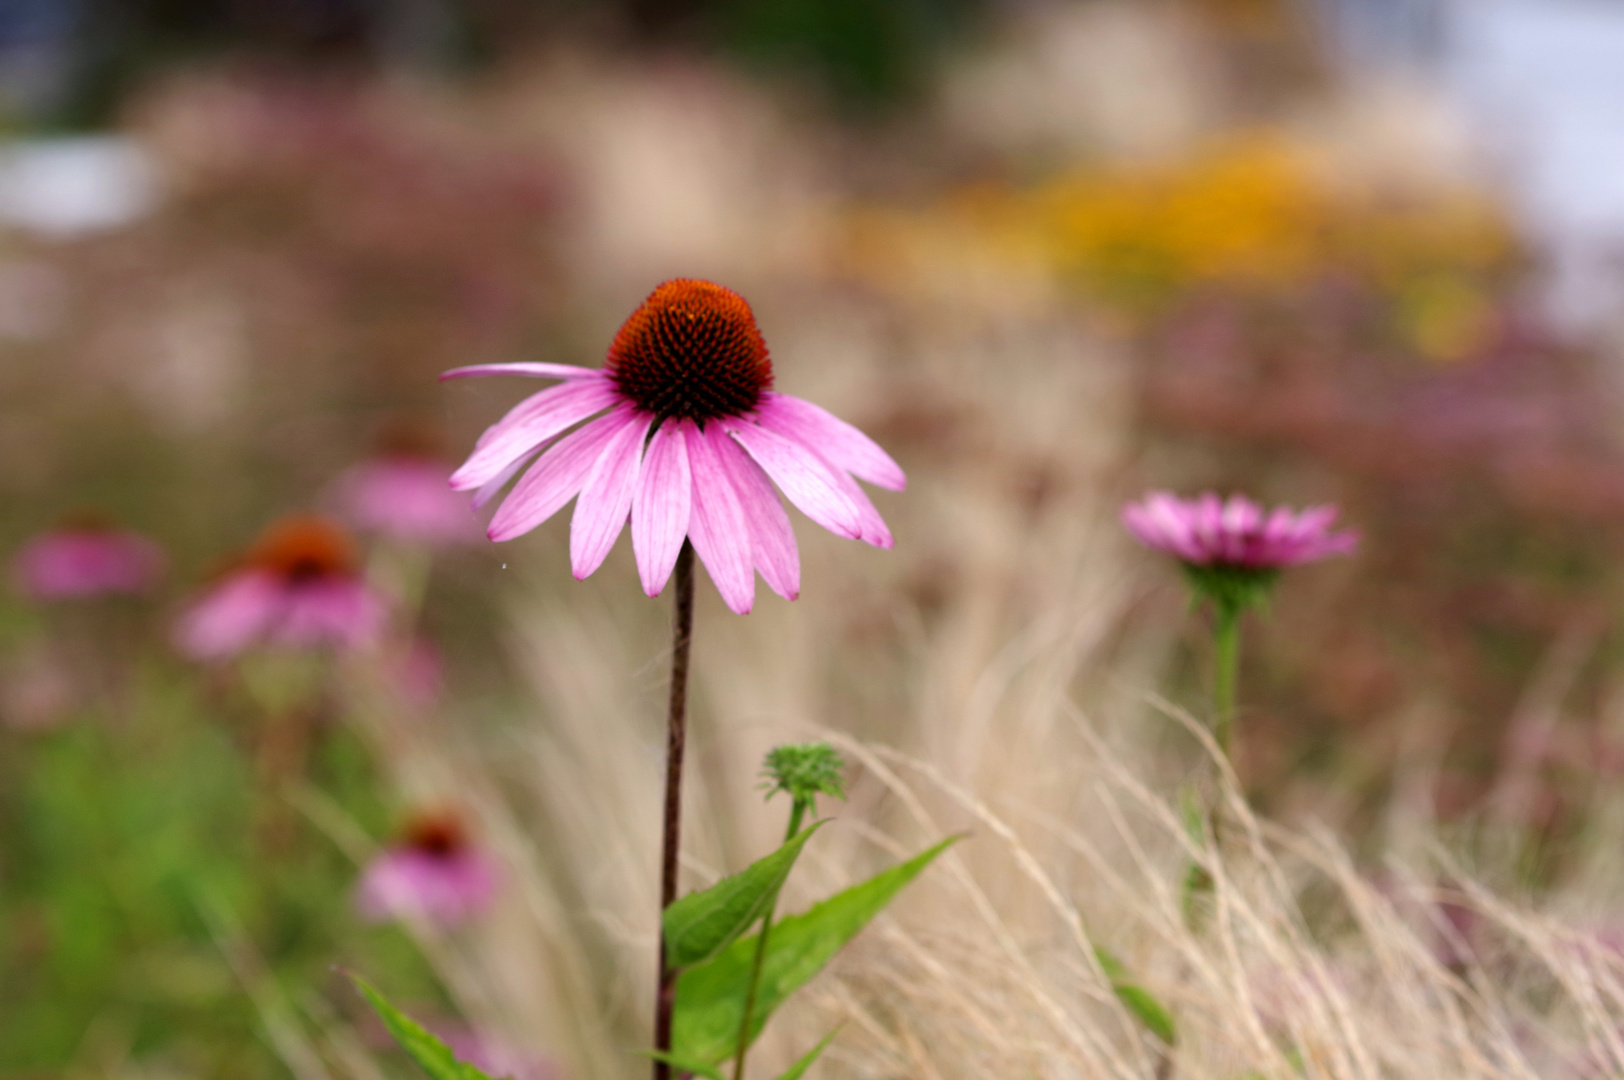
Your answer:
[631,421,692,597]
[472,448,541,510]
[727,422,863,540]
[487,410,627,542]
[451,377,619,492]
[687,422,755,614]
[714,432,800,601]
[440,362,600,381]
[757,393,906,492]
[570,411,654,579]
[1123,491,1356,570]
[174,571,282,659]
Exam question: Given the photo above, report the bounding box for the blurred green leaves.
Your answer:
[352,973,504,1080]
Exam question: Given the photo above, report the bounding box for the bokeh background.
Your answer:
[8,1,1624,1077]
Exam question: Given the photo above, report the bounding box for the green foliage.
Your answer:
[663,822,826,970]
[350,973,504,1080]
[760,743,847,808]
[713,0,983,112]
[0,646,430,1077]
[1093,946,1178,1046]
[1180,563,1280,620]
[641,1051,727,1080]
[774,1028,839,1080]
[673,835,959,1065]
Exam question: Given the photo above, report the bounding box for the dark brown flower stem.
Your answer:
[654,541,696,1080]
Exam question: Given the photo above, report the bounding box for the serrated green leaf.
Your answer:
[673,835,960,1065]
[665,822,825,971]
[774,1028,839,1080]
[637,1050,727,1080]
[348,973,506,1080]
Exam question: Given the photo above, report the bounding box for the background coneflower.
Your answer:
[174,514,389,660]
[355,811,500,926]
[12,517,165,601]
[1124,491,1358,754]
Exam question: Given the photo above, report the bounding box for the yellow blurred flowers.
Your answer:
[840,130,1516,360]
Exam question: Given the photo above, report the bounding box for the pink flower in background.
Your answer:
[444,278,905,614]
[12,519,164,600]
[1122,491,1358,570]
[174,515,387,660]
[331,425,480,547]
[356,813,499,926]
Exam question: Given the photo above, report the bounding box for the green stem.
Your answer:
[1212,603,1241,759]
[731,798,809,1080]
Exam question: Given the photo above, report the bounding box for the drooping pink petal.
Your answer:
[174,571,283,660]
[727,421,862,540]
[440,362,601,381]
[356,848,500,925]
[825,465,893,549]
[686,422,755,614]
[1122,491,1357,570]
[757,392,906,491]
[332,458,480,547]
[712,430,800,601]
[451,376,619,492]
[487,410,628,542]
[274,579,388,649]
[570,411,654,579]
[473,447,541,510]
[631,421,693,597]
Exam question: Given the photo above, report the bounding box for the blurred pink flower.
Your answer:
[12,520,164,600]
[356,814,499,926]
[394,635,445,708]
[1122,491,1357,570]
[444,279,905,614]
[436,1025,560,1080]
[332,454,479,548]
[174,515,387,660]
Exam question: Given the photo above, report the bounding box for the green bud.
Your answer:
[761,742,847,808]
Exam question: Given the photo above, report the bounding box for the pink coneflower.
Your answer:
[356,813,499,926]
[174,515,388,660]
[1123,491,1357,756]
[1122,491,1358,572]
[444,278,905,614]
[12,518,164,600]
[331,424,480,548]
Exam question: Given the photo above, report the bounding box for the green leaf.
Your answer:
[673,835,960,1065]
[637,1050,727,1080]
[1112,983,1177,1045]
[1093,945,1128,982]
[774,1028,839,1080]
[348,972,506,1080]
[1093,946,1177,1045]
[664,822,826,970]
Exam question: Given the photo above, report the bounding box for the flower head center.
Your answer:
[249,516,358,583]
[606,279,773,423]
[404,814,466,859]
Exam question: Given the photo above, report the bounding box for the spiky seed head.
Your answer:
[761,742,847,807]
[606,279,773,423]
